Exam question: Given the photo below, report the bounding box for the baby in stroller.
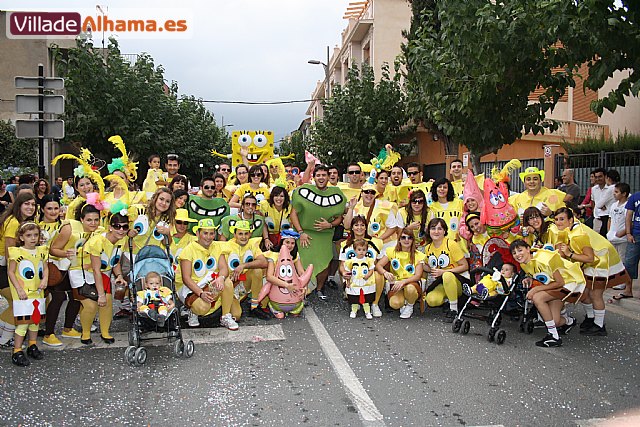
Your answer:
[464,263,516,300]
[137,271,175,326]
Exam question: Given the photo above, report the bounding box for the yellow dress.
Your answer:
[128,206,170,254]
[259,200,292,235]
[83,232,126,276]
[511,187,566,218]
[352,200,399,241]
[424,237,466,272]
[521,248,586,294]
[0,216,20,266]
[428,199,464,240]
[8,246,47,324]
[384,247,426,280]
[176,241,224,309]
[398,209,427,248]
[169,233,197,267]
[233,183,270,204]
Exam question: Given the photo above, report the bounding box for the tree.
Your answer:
[309,63,411,171]
[53,38,227,184]
[278,130,306,168]
[0,121,37,174]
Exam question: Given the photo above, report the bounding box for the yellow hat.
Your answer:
[193,218,218,233]
[519,166,545,183]
[230,220,252,233]
[175,208,197,223]
[361,183,378,194]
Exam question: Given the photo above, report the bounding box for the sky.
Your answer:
[4,0,352,141]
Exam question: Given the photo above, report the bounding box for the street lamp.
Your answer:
[308,45,330,99]
[95,5,108,50]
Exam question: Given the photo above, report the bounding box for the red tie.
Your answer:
[359,288,365,305]
[32,299,41,324]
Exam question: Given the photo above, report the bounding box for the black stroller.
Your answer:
[451,238,523,345]
[124,245,194,365]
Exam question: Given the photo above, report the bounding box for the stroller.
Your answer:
[451,237,523,345]
[124,245,194,365]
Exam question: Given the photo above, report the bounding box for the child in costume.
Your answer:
[142,154,168,198]
[464,263,516,300]
[137,271,174,326]
[344,239,377,319]
[7,222,48,366]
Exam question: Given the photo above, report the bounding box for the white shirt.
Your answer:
[606,199,627,244]
[591,184,615,218]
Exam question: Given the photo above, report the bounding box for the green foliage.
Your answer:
[278,130,306,168]
[562,131,640,154]
[0,121,37,174]
[52,38,227,184]
[309,63,411,171]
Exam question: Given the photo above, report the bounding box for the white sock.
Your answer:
[583,303,594,318]
[593,309,605,327]
[545,320,559,340]
[449,301,458,312]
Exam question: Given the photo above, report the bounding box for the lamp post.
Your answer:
[95,5,108,51]
[308,45,330,99]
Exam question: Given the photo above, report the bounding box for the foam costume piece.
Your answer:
[220,214,264,240]
[305,150,321,166]
[458,170,485,240]
[107,135,138,182]
[291,184,346,277]
[9,246,47,325]
[137,286,172,318]
[258,245,313,316]
[469,268,507,299]
[344,257,376,304]
[212,130,274,168]
[481,159,521,237]
[186,196,229,233]
[358,144,402,175]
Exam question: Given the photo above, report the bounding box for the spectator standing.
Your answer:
[591,168,615,236]
[560,169,581,213]
[0,179,13,214]
[608,183,631,294]
[50,177,63,201]
[620,190,640,299]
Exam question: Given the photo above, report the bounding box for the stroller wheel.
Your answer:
[134,347,147,365]
[461,320,470,335]
[128,329,140,347]
[452,319,462,333]
[526,320,535,334]
[496,330,507,345]
[184,340,195,358]
[174,340,185,357]
[519,322,525,333]
[487,327,496,342]
[124,346,136,365]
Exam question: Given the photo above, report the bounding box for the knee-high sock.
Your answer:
[80,298,98,339]
[98,294,113,338]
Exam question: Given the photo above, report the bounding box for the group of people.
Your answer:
[1,137,639,367]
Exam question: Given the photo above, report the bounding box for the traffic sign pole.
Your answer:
[38,63,45,179]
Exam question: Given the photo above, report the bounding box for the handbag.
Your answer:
[47,261,65,287]
[77,249,99,301]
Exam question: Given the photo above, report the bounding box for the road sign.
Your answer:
[15,76,64,90]
[15,120,65,139]
[16,94,65,114]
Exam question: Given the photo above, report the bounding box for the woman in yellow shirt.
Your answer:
[428,178,464,241]
[230,165,270,209]
[397,190,429,250]
[260,185,292,250]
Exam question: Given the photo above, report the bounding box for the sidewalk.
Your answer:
[604,278,640,320]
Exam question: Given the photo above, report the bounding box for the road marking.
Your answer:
[574,416,640,426]
[604,303,640,321]
[305,307,385,427]
[39,324,285,351]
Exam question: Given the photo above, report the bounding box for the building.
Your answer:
[306,0,411,125]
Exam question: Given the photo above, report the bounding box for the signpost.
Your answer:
[15,64,65,179]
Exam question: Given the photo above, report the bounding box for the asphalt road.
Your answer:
[1,285,639,427]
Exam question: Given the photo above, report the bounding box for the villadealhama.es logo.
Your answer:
[6,9,191,39]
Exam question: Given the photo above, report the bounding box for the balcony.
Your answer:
[521,119,609,143]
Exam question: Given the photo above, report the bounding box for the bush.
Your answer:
[562,131,640,154]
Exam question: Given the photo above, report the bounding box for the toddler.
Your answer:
[464,263,516,300]
[344,240,376,319]
[137,271,174,326]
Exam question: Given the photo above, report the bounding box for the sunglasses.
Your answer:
[203,185,214,190]
[362,190,376,195]
[400,235,414,240]
[176,220,189,225]
[244,202,257,207]
[411,199,425,203]
[407,171,420,176]
[347,170,361,175]
[220,168,230,172]
[251,173,263,177]
[112,223,129,230]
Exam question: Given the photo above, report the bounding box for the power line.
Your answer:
[199,99,321,105]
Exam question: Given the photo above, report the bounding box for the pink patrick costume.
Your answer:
[481,159,521,238]
[258,245,313,318]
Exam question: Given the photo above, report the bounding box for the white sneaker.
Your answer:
[220,313,239,331]
[365,312,373,320]
[400,304,413,319]
[350,311,357,319]
[180,306,190,318]
[399,305,407,317]
[187,311,200,327]
[612,284,626,290]
[371,304,382,318]
[91,322,98,332]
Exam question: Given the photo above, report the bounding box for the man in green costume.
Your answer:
[291,165,346,300]
[187,195,229,233]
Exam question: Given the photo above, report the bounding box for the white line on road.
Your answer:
[305,307,385,427]
[40,324,285,351]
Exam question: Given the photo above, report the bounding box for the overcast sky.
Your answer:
[5,0,352,141]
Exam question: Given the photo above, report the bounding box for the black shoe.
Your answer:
[326,279,338,289]
[443,310,458,323]
[101,335,115,344]
[249,308,272,320]
[26,344,44,360]
[81,338,93,345]
[557,322,575,335]
[580,324,608,336]
[535,334,562,347]
[12,350,30,367]
[316,289,328,301]
[580,316,595,330]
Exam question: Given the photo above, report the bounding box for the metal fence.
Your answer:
[555,151,640,196]
[478,158,545,193]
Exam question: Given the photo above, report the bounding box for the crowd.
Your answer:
[1,137,639,367]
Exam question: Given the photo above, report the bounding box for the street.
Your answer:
[1,285,639,427]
